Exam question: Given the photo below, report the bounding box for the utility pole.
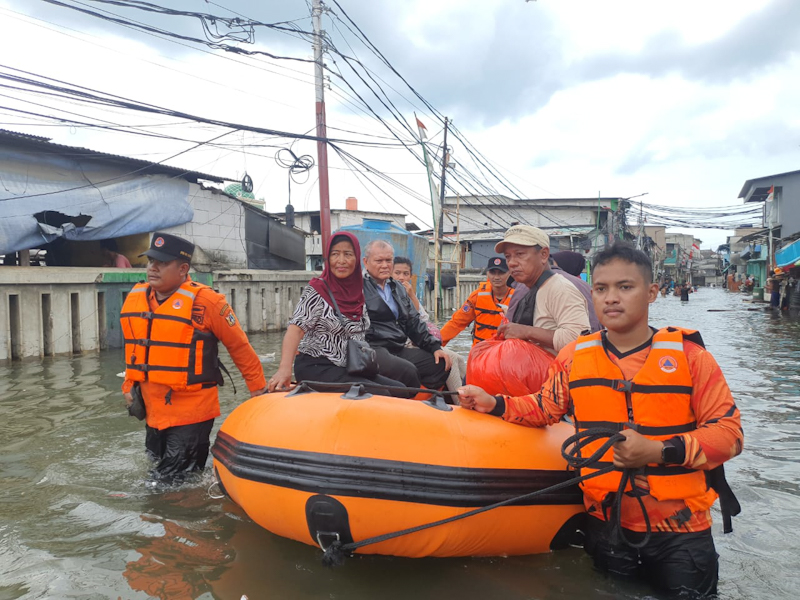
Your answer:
[312,0,331,255]
[434,117,449,320]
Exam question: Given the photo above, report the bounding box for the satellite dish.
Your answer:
[242,172,254,193]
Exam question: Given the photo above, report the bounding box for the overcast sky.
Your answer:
[1,0,798,248]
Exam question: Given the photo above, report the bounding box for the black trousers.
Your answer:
[584,515,719,597]
[145,418,215,483]
[294,353,408,397]
[373,346,450,390]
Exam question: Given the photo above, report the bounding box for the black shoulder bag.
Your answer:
[319,281,379,377]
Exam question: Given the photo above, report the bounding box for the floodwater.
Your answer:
[1,288,798,599]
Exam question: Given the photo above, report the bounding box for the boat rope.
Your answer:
[286,380,461,402]
[319,427,651,567]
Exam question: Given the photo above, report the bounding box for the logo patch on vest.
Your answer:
[172,299,183,310]
[154,237,165,248]
[659,356,678,373]
[225,311,236,327]
[462,301,473,313]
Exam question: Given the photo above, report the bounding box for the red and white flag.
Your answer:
[766,185,774,202]
[416,117,428,140]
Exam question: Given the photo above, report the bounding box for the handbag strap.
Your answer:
[317,279,365,332]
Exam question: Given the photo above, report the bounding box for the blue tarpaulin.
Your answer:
[0,148,193,254]
[775,238,800,268]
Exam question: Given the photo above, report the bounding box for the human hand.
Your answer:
[267,368,293,392]
[123,391,133,408]
[457,385,497,413]
[496,322,529,341]
[401,280,414,296]
[613,428,663,468]
[433,349,452,370]
[250,386,268,398]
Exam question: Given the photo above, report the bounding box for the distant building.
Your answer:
[274,197,406,270]
[663,233,702,284]
[739,169,800,282]
[422,195,628,273]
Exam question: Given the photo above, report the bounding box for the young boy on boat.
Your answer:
[458,242,743,597]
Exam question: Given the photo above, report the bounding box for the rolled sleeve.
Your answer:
[535,275,590,352]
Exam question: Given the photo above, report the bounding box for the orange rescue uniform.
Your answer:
[495,327,743,532]
[121,277,265,430]
[440,281,514,346]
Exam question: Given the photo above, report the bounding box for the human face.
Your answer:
[392,263,412,284]
[503,243,549,287]
[328,239,357,279]
[363,245,394,283]
[146,258,189,295]
[487,269,508,292]
[591,258,658,334]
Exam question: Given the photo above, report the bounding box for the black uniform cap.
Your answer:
[486,256,509,272]
[139,232,194,263]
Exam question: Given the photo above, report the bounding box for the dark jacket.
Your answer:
[363,273,442,354]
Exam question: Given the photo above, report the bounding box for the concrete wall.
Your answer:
[1,268,483,361]
[162,186,249,268]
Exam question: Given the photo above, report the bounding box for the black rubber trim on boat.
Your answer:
[211,431,583,507]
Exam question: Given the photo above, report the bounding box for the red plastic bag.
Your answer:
[466,338,555,396]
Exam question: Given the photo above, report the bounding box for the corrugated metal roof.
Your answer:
[0,128,231,183]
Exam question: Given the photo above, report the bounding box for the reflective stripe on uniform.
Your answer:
[575,339,603,351]
[651,341,684,351]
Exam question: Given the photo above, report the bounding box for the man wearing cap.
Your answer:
[497,225,590,354]
[440,256,515,347]
[120,232,267,483]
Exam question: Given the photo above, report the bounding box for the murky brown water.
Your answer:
[1,288,798,599]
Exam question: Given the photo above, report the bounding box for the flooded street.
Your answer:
[1,288,799,599]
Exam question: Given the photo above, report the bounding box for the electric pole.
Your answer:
[434,117,449,320]
[312,0,331,255]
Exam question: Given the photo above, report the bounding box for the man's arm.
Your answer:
[459,343,575,427]
[439,292,478,345]
[496,322,555,349]
[203,291,267,395]
[397,284,441,353]
[539,276,590,352]
[675,344,744,470]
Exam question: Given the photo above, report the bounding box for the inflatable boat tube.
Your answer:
[211,386,584,558]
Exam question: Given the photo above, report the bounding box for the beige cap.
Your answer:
[494,225,550,253]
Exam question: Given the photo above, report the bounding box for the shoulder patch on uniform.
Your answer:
[219,303,229,316]
[462,301,473,313]
[226,311,236,327]
[192,305,206,325]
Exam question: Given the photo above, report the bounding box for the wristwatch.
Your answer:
[661,441,680,464]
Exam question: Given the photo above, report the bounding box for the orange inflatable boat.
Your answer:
[211,384,584,558]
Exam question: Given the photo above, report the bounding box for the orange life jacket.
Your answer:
[472,282,514,344]
[121,280,221,392]
[568,327,717,514]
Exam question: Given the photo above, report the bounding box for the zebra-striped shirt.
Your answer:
[290,286,369,367]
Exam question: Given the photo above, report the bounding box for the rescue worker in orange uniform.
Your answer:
[439,257,514,346]
[121,232,266,483]
[458,242,743,597]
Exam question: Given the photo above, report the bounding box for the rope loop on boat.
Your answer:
[319,427,652,567]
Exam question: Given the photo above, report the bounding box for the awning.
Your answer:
[776,238,800,268]
[0,147,194,254]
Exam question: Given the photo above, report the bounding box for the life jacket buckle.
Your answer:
[611,379,633,392]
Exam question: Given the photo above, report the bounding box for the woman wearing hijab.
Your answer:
[268,232,406,394]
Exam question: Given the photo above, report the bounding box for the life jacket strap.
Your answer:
[576,419,697,436]
[569,377,693,395]
[125,338,192,349]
